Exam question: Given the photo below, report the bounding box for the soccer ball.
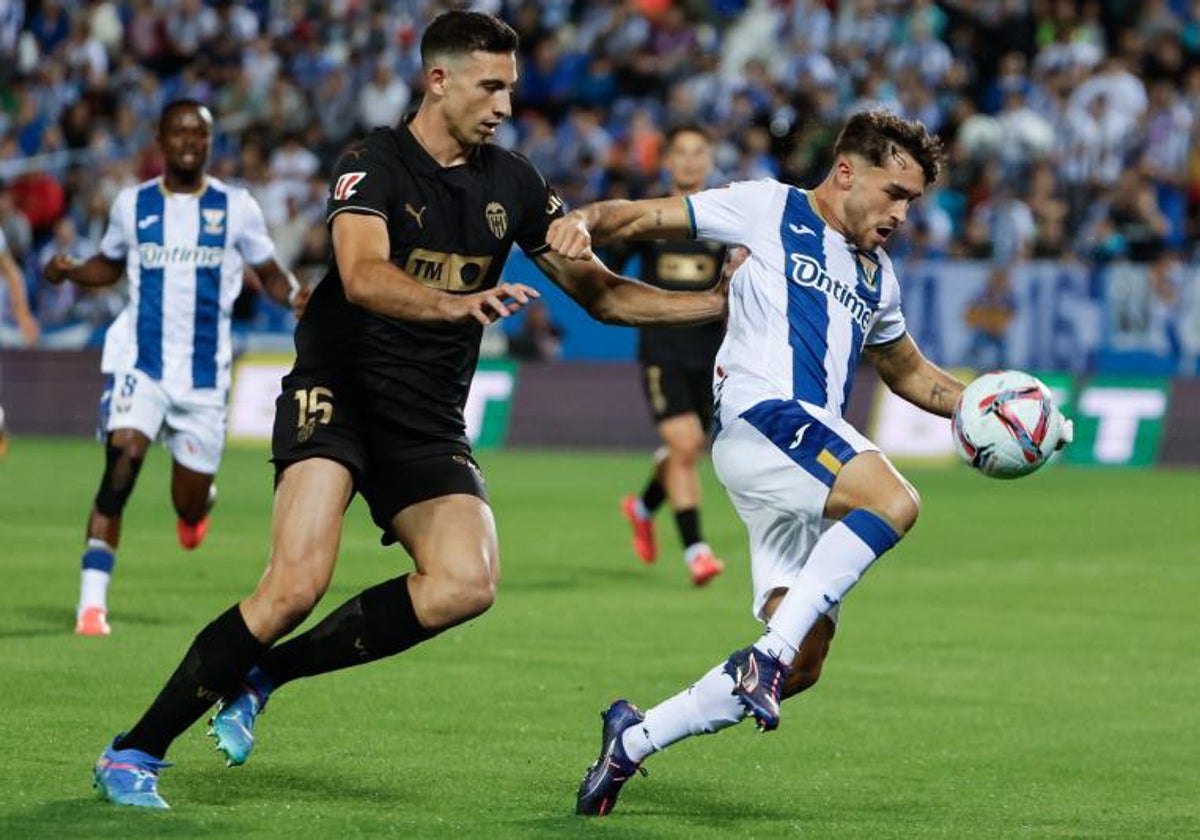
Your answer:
[951,371,1069,479]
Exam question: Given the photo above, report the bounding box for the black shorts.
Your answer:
[639,360,714,432]
[270,373,488,545]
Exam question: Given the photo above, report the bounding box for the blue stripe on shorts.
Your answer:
[740,399,858,488]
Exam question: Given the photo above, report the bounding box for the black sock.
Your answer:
[641,478,666,514]
[675,507,702,548]
[117,605,266,759]
[258,574,437,689]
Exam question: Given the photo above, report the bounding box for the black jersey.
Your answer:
[293,121,563,448]
[633,238,726,367]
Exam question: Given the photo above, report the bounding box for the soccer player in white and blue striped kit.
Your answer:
[551,111,977,816]
[45,100,303,637]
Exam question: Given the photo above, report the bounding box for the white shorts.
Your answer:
[712,398,878,622]
[99,369,227,474]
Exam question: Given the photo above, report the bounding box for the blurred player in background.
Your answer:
[0,226,41,460]
[44,100,303,638]
[1,226,40,349]
[551,110,978,816]
[618,126,729,586]
[90,12,726,809]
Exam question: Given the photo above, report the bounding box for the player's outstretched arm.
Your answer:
[533,250,724,327]
[3,251,39,346]
[334,213,538,325]
[41,253,124,288]
[253,259,310,318]
[865,334,965,418]
[546,197,693,259]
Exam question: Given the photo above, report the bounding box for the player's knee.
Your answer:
[264,580,324,626]
[452,572,497,621]
[94,442,147,517]
[869,482,920,535]
[421,566,496,625]
[668,435,704,468]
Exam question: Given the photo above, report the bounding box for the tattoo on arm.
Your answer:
[930,381,950,411]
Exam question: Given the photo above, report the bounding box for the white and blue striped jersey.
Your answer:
[686,180,906,426]
[99,176,275,391]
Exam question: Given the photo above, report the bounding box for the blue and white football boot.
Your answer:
[93,736,172,808]
[208,666,273,767]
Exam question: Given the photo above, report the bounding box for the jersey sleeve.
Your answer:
[99,189,132,260]
[685,180,779,247]
[510,153,565,256]
[234,190,277,266]
[326,132,405,224]
[866,254,907,346]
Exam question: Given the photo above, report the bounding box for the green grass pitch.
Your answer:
[0,437,1197,837]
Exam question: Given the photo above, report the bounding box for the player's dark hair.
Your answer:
[420,11,519,67]
[159,98,211,126]
[665,124,712,147]
[833,110,945,185]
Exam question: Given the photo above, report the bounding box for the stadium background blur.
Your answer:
[2,0,1198,467]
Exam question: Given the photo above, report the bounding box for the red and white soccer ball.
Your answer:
[952,370,1071,479]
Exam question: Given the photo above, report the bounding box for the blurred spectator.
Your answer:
[358,59,410,131]
[1083,168,1171,262]
[0,0,1196,356]
[507,301,564,363]
[1026,162,1071,259]
[964,266,1017,368]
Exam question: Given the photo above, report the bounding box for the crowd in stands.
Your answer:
[1,0,1198,348]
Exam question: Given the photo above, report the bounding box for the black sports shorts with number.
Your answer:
[639,361,715,432]
[271,371,487,546]
[270,120,562,544]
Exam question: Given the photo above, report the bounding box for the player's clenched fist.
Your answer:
[449,281,541,325]
[42,254,78,285]
[546,212,595,261]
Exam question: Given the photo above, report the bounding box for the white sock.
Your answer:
[684,542,712,566]
[79,570,111,614]
[755,509,899,667]
[79,538,115,615]
[621,664,746,763]
[633,497,651,520]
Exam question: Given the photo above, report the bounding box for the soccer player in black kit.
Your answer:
[618,126,735,586]
[92,12,727,809]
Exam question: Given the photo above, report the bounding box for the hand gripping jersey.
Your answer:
[686,180,907,428]
[99,177,276,391]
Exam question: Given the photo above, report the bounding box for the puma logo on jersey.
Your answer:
[789,423,811,450]
[333,171,366,202]
[405,203,427,228]
[789,223,816,237]
[137,214,160,230]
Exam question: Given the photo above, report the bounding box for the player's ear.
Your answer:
[835,155,856,189]
[426,64,450,96]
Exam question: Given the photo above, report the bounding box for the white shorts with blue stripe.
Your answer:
[100,368,227,474]
[712,398,878,622]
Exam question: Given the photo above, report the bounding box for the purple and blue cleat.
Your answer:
[576,699,647,817]
[93,736,172,808]
[724,645,789,732]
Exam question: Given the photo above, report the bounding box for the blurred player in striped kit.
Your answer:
[44,100,304,637]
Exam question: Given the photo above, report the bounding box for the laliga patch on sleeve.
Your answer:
[333,172,367,202]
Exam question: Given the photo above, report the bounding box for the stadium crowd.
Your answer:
[0,0,1196,346]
